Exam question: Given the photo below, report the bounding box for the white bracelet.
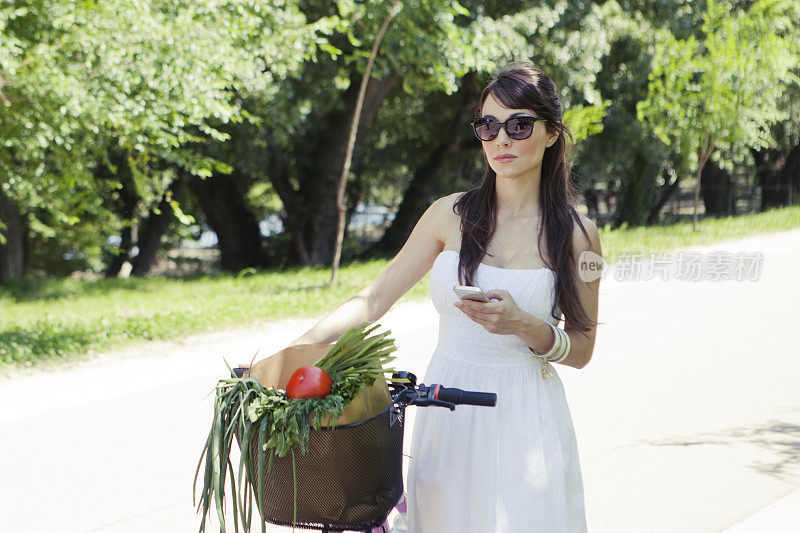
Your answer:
[548,327,570,363]
[529,323,570,364]
[529,323,560,359]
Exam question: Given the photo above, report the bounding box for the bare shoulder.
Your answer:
[429,192,465,245]
[431,191,466,214]
[571,209,602,257]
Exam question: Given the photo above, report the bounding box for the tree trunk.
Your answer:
[692,136,714,231]
[283,70,400,266]
[131,179,186,276]
[646,169,681,225]
[373,73,479,255]
[783,144,800,206]
[373,141,453,254]
[753,143,800,210]
[583,187,599,221]
[0,189,25,281]
[700,159,734,217]
[103,152,138,278]
[267,143,312,265]
[343,168,365,246]
[189,171,267,272]
[612,150,660,228]
[330,0,399,285]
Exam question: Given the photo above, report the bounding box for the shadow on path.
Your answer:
[627,419,800,482]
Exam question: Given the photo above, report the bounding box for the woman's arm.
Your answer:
[514,214,602,369]
[288,195,454,346]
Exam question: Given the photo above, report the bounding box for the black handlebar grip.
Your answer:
[431,385,497,407]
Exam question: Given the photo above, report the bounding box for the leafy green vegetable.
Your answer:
[194,322,400,532]
[315,322,399,384]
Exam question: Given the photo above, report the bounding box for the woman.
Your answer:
[291,62,601,532]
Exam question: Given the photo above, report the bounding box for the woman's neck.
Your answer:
[494,172,541,218]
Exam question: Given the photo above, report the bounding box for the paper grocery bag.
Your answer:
[243,343,392,426]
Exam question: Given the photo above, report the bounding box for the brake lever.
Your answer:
[392,387,456,410]
[410,397,456,410]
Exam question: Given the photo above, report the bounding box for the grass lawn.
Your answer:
[2,205,798,370]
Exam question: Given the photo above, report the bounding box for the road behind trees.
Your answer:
[1,229,799,532]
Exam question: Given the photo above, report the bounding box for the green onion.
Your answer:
[194,321,401,532]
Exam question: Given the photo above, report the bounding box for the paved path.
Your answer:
[1,228,799,532]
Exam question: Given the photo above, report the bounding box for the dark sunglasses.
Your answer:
[470,115,547,141]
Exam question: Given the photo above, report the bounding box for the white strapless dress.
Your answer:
[406,250,587,533]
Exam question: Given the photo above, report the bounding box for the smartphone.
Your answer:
[453,285,491,303]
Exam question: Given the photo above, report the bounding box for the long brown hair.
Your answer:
[454,62,596,334]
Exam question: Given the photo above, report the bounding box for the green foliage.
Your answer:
[637,0,800,165]
[314,322,398,383]
[564,101,610,143]
[2,0,798,276]
[0,0,330,269]
[571,1,675,226]
[313,0,614,215]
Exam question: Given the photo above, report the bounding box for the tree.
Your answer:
[254,0,613,266]
[363,0,612,254]
[0,0,328,279]
[636,0,800,230]
[330,0,400,286]
[574,2,677,228]
[751,52,800,210]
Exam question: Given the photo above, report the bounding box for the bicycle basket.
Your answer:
[247,403,405,529]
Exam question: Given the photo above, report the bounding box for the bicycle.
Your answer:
[230,368,497,533]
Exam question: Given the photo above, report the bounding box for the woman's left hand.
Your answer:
[453,290,526,335]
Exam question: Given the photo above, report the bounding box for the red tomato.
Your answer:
[285,366,333,399]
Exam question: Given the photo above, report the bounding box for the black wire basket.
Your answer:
[247,403,406,531]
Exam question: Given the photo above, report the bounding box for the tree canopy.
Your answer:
[637,0,800,228]
[1,0,798,279]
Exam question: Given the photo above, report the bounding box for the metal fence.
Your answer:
[584,168,764,227]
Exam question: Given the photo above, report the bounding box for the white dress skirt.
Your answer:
[406,250,587,533]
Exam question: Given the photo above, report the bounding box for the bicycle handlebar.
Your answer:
[426,384,497,407]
